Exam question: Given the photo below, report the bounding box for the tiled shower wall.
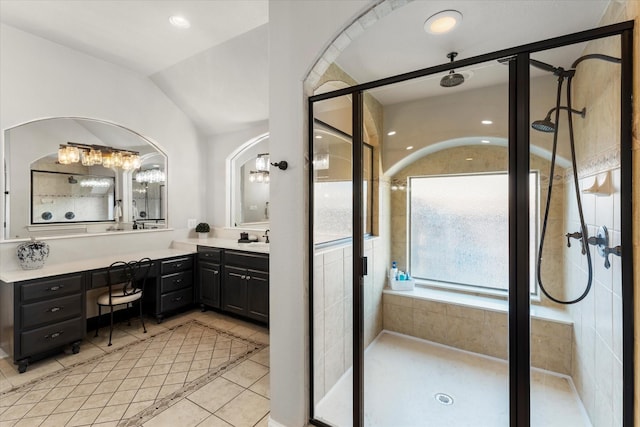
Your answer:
[565,3,627,424]
[565,170,623,426]
[312,237,387,405]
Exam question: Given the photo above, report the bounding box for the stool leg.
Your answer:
[95,305,101,337]
[127,302,132,326]
[139,299,147,334]
[108,305,114,346]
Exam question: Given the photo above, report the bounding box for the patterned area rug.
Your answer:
[0,319,266,426]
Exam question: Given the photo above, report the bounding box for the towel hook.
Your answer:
[271,161,288,170]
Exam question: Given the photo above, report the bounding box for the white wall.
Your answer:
[268,1,373,426]
[0,24,206,268]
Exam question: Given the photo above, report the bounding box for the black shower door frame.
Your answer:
[308,21,634,427]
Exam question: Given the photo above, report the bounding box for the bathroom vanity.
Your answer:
[196,243,269,324]
[0,248,194,373]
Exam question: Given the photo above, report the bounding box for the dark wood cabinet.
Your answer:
[0,251,195,373]
[0,273,85,373]
[197,246,269,324]
[145,255,194,323]
[223,250,269,323]
[197,247,222,310]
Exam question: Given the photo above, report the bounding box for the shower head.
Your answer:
[531,107,586,133]
[440,52,464,88]
[531,117,556,133]
[440,71,465,87]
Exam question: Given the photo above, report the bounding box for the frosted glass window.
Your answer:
[409,173,537,292]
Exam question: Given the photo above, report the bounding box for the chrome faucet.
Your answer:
[263,229,270,244]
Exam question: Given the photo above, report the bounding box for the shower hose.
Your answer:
[536,54,620,305]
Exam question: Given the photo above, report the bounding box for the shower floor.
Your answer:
[315,331,591,427]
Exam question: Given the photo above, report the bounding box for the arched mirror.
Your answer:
[3,117,167,240]
[228,133,269,228]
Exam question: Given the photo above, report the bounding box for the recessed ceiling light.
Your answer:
[465,157,473,161]
[424,10,462,35]
[315,135,323,139]
[481,139,490,144]
[406,146,414,150]
[481,120,493,125]
[387,131,397,136]
[169,15,191,29]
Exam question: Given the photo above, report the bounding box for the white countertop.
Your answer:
[1,238,269,284]
[0,248,194,284]
[172,238,270,254]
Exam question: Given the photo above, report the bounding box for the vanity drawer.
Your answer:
[160,288,193,313]
[20,274,83,303]
[225,250,269,271]
[21,317,84,357]
[160,257,193,275]
[160,271,193,294]
[21,294,82,329]
[90,262,157,289]
[197,247,222,263]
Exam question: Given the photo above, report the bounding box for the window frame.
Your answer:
[407,170,540,297]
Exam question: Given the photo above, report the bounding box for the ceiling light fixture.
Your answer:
[406,146,414,150]
[424,10,462,35]
[481,120,493,125]
[169,15,191,29]
[387,131,397,136]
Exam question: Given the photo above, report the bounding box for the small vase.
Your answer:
[16,238,50,270]
[198,232,208,240]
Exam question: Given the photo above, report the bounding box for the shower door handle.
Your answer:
[362,257,368,276]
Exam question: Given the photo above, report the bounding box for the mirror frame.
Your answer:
[2,116,169,241]
[226,132,269,229]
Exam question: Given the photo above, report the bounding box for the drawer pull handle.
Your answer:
[174,279,182,284]
[48,285,64,291]
[48,306,63,313]
[45,331,63,340]
[173,296,183,302]
[246,276,251,280]
[213,271,219,275]
[175,263,182,268]
[241,275,246,280]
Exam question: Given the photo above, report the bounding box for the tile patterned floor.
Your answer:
[315,331,591,427]
[0,310,270,427]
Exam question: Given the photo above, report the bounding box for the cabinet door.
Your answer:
[223,266,247,316]
[246,270,269,323]
[199,262,221,309]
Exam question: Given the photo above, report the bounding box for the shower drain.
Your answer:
[434,393,454,405]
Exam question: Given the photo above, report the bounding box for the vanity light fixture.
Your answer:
[58,142,140,171]
[169,15,191,29]
[249,170,269,183]
[313,153,330,170]
[424,10,462,35]
[390,178,406,191]
[255,153,270,172]
[135,168,166,183]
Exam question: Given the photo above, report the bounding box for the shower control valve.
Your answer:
[565,231,582,248]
